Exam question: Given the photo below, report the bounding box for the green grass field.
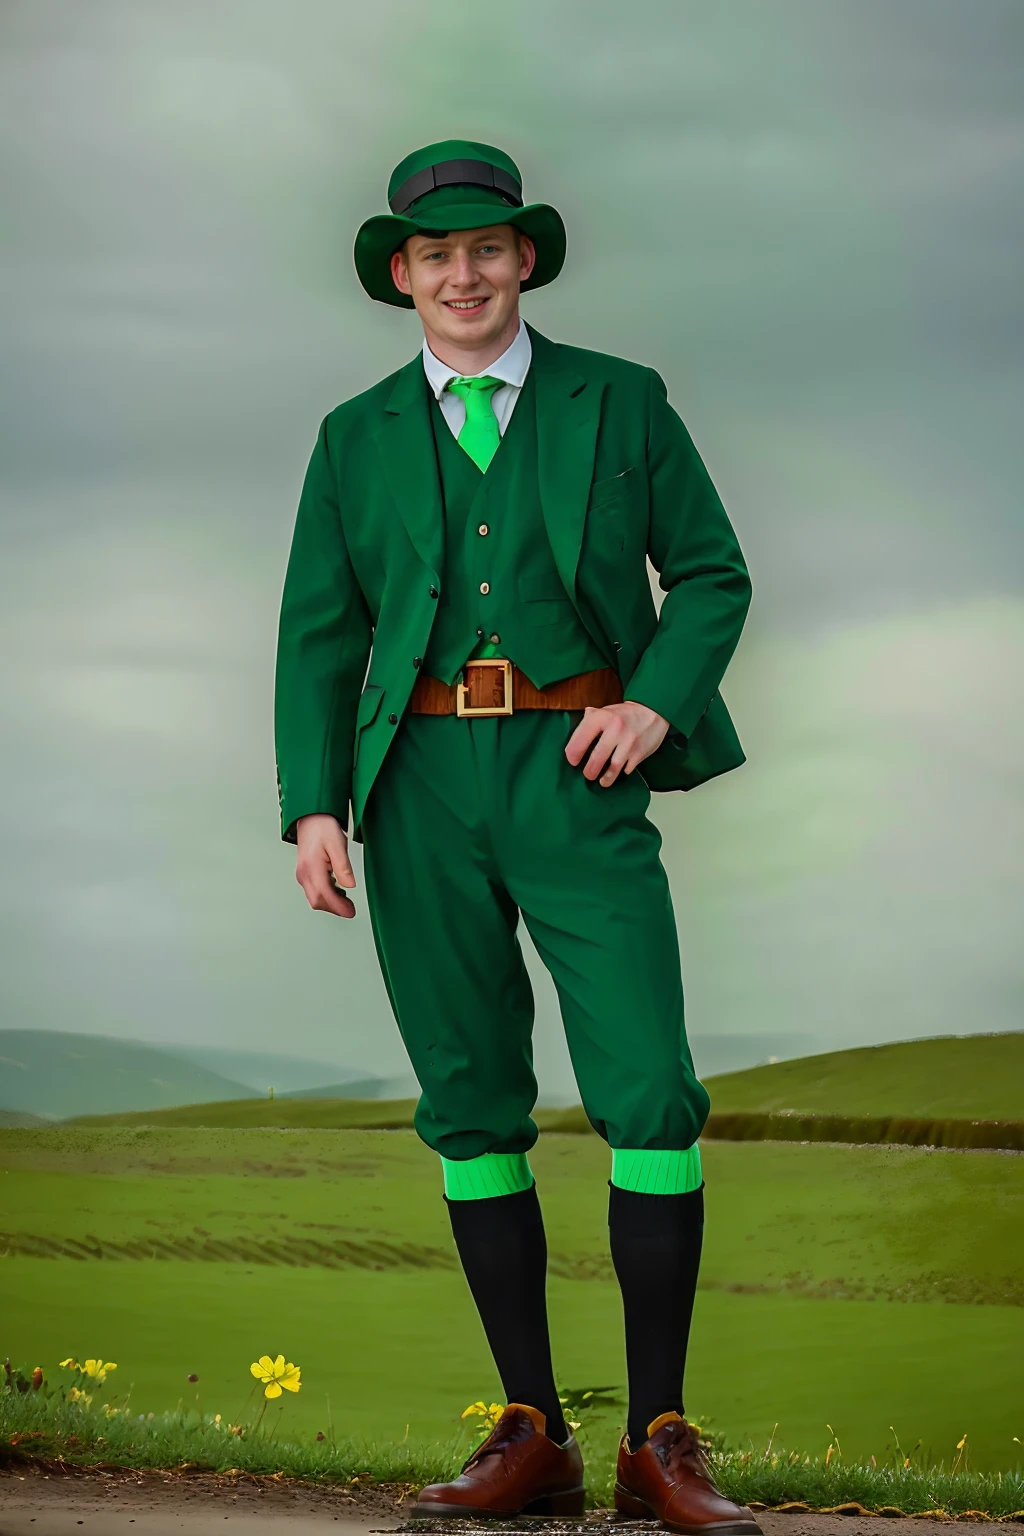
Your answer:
[1,1124,1021,1472]
[705,1033,1024,1119]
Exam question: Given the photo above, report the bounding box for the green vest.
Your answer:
[422,370,609,686]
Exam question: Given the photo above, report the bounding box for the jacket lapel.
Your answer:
[375,357,444,577]
[529,325,602,597]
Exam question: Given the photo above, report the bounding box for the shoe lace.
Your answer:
[652,1420,708,1479]
[462,1410,534,1473]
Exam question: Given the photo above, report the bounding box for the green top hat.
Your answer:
[354,139,567,309]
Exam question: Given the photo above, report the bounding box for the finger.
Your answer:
[296,862,355,919]
[326,834,356,889]
[564,707,608,766]
[582,725,622,781]
[308,874,356,919]
[599,743,631,787]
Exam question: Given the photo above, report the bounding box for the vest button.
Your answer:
[479,581,490,595]
[429,585,439,599]
[412,656,422,668]
[478,523,489,536]
[476,628,484,638]
[388,713,398,725]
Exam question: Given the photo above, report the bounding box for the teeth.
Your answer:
[446,299,485,308]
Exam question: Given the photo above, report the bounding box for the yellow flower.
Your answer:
[461,1401,503,1433]
[82,1359,116,1384]
[249,1354,301,1399]
[68,1387,93,1406]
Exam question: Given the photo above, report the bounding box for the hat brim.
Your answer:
[353,201,566,309]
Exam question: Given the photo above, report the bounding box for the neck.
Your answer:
[422,310,521,377]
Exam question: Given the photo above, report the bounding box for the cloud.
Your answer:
[661,598,1024,1048]
[1,1,1021,1086]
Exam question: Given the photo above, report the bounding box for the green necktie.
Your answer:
[447,375,503,472]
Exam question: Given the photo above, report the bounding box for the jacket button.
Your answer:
[388,713,398,725]
[476,628,484,638]
[479,581,490,595]
[429,585,439,599]
[413,656,422,668]
[613,640,622,649]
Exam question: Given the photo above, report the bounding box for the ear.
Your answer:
[390,246,413,297]
[518,235,537,284]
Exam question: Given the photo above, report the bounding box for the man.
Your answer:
[275,139,758,1532]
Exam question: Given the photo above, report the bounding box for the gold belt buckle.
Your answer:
[456,658,514,717]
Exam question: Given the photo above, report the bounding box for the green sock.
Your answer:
[441,1151,535,1200]
[610,1145,703,1195]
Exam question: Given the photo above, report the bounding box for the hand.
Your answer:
[565,701,670,787]
[294,814,357,918]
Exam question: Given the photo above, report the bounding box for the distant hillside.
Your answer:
[65,1098,607,1132]
[282,1080,387,1100]
[688,1032,818,1078]
[0,1030,255,1120]
[0,1107,52,1128]
[161,1044,383,1097]
[68,1097,421,1130]
[26,1033,1023,1132]
[704,1033,1024,1120]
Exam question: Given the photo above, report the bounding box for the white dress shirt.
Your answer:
[421,319,532,440]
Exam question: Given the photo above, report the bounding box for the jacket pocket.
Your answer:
[518,572,572,628]
[355,682,385,731]
[587,466,636,510]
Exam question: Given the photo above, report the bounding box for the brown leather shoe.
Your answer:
[412,1403,585,1517]
[615,1413,762,1535]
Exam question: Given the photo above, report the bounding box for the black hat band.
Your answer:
[389,158,524,216]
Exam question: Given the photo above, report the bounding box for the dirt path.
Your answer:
[0,1465,998,1536]
[0,1464,391,1534]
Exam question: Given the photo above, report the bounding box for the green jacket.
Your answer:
[275,325,752,843]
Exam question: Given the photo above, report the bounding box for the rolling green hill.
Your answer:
[68,1096,421,1130]
[0,1108,51,1128]
[0,1029,255,1120]
[703,1033,1024,1119]
[67,1098,599,1133]
[66,1034,1024,1131]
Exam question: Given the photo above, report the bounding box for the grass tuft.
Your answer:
[2,1390,1022,1517]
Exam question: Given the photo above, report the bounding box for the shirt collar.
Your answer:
[421,318,532,402]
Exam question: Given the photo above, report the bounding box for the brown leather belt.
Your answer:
[411,659,623,718]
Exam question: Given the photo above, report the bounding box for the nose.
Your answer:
[447,248,480,289]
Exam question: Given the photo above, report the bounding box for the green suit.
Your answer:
[275,325,751,1178]
[276,326,750,844]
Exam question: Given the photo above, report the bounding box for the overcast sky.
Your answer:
[2,0,1021,1095]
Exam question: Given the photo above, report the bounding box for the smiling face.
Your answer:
[390,224,536,368]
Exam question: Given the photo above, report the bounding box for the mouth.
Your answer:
[442,297,490,314]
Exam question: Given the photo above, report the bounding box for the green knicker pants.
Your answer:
[360,708,710,1168]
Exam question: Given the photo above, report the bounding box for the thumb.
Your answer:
[326,832,356,889]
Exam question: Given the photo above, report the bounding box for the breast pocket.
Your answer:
[518,572,573,627]
[587,466,636,511]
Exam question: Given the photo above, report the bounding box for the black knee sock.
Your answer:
[608,1182,704,1449]
[445,1183,569,1445]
